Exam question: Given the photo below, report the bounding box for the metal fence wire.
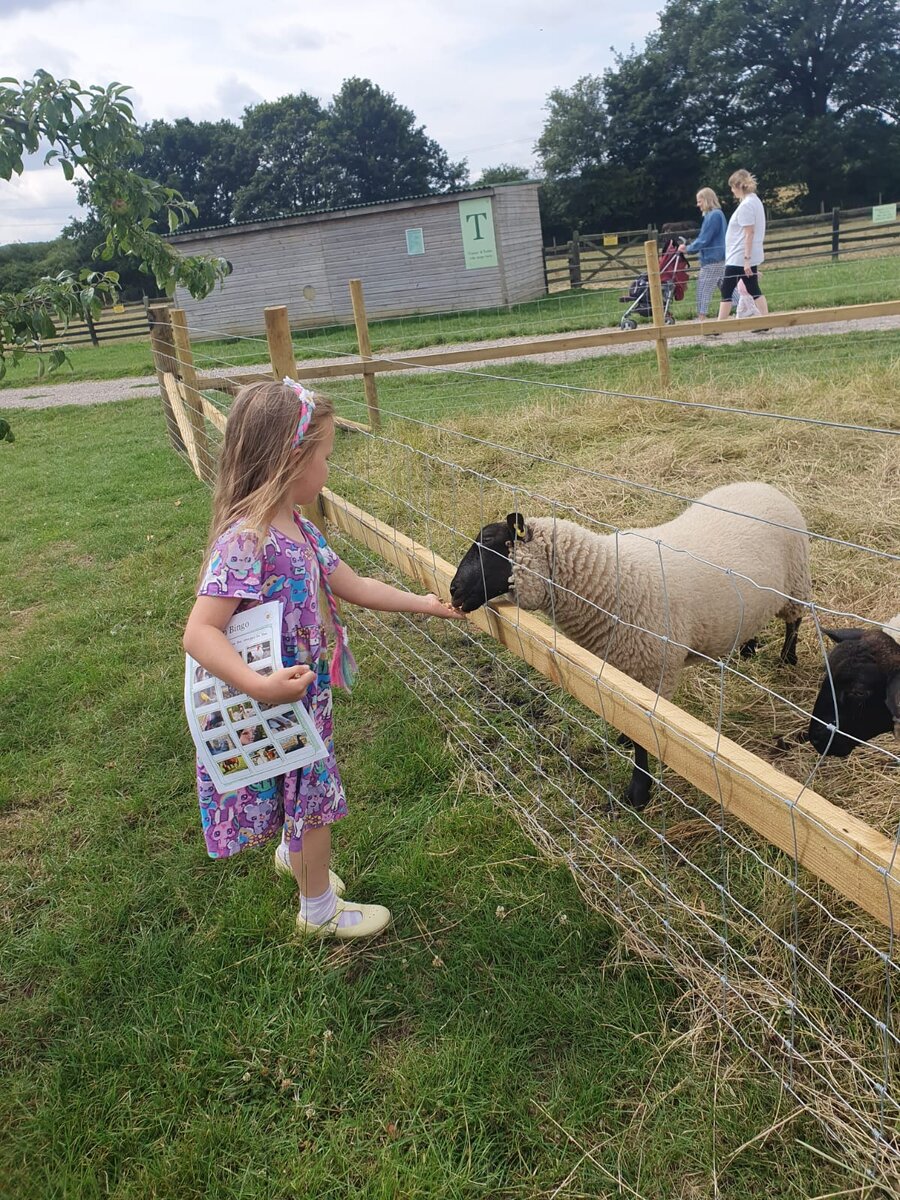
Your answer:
[167,308,900,1190]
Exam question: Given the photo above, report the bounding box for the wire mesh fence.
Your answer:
[161,302,900,1189]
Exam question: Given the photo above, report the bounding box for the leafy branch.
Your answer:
[0,70,229,380]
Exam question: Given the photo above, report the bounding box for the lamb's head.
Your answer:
[807,618,900,757]
[450,513,549,613]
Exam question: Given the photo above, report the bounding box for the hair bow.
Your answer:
[283,377,316,448]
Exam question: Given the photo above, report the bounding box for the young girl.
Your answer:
[183,379,463,940]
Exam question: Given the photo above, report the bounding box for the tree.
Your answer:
[472,163,531,187]
[60,210,164,300]
[231,94,328,221]
[609,0,900,211]
[537,0,900,230]
[0,71,228,379]
[134,117,258,229]
[601,45,707,220]
[0,239,78,294]
[322,78,467,207]
[721,0,900,205]
[535,76,608,179]
[535,76,649,232]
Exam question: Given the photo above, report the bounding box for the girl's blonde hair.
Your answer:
[205,380,335,563]
[696,187,721,212]
[728,169,757,195]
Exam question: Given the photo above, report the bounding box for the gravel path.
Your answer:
[3,313,898,411]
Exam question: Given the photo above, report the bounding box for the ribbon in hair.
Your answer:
[283,377,317,448]
[300,522,359,693]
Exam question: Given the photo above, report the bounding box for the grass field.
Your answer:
[2,244,898,392]
[318,330,900,1189]
[0,391,865,1198]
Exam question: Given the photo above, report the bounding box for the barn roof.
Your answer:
[167,180,540,243]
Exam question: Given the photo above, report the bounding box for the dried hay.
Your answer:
[335,340,900,1187]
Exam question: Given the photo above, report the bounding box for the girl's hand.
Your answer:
[256,665,316,703]
[423,593,466,619]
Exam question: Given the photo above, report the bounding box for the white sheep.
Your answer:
[450,481,812,806]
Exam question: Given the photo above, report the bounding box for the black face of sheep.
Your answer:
[808,627,900,757]
[449,514,523,612]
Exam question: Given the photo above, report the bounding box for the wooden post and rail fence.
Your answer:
[148,277,900,934]
[546,201,900,291]
[151,279,900,404]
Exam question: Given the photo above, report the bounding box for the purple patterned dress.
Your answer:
[195,514,348,857]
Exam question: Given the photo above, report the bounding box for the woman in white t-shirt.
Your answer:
[717,168,768,322]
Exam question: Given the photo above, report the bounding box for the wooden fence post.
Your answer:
[644,239,671,388]
[349,278,381,430]
[831,207,841,261]
[169,308,212,483]
[264,305,324,529]
[264,304,297,382]
[148,303,185,455]
[568,233,582,289]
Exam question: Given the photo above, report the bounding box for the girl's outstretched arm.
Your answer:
[184,595,315,701]
[328,562,464,618]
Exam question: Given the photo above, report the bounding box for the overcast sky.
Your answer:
[0,0,661,246]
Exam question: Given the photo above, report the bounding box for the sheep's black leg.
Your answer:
[740,638,759,659]
[623,742,653,809]
[780,619,801,665]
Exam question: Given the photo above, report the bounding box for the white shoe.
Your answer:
[296,898,392,940]
[274,842,345,896]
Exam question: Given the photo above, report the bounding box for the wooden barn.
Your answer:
[168,182,545,335]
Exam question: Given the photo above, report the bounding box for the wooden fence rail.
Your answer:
[192,295,900,393]
[24,299,153,349]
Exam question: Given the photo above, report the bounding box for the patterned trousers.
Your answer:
[696,260,725,316]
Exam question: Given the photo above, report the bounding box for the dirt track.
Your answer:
[3,313,898,411]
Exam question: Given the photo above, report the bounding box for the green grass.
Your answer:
[3,248,897,391]
[0,399,851,1199]
[314,325,900,434]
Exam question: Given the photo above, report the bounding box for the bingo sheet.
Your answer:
[184,600,327,790]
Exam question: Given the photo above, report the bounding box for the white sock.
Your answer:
[299,885,362,928]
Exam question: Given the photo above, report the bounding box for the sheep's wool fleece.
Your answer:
[511,482,811,698]
[884,616,900,646]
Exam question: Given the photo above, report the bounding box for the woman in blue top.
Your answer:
[681,187,726,321]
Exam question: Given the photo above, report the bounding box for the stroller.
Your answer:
[619,239,689,330]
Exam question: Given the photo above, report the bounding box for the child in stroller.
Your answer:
[619,237,689,330]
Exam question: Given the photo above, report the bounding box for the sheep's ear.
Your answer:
[506,512,530,542]
[822,627,864,644]
[887,672,900,740]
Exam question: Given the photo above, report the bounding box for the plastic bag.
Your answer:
[735,276,761,319]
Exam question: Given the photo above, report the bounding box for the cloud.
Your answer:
[0,0,72,13]
[213,76,265,121]
[245,23,327,53]
[0,0,666,238]
[0,165,84,245]
[1,36,72,80]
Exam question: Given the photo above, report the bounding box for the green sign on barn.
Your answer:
[459,198,499,269]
